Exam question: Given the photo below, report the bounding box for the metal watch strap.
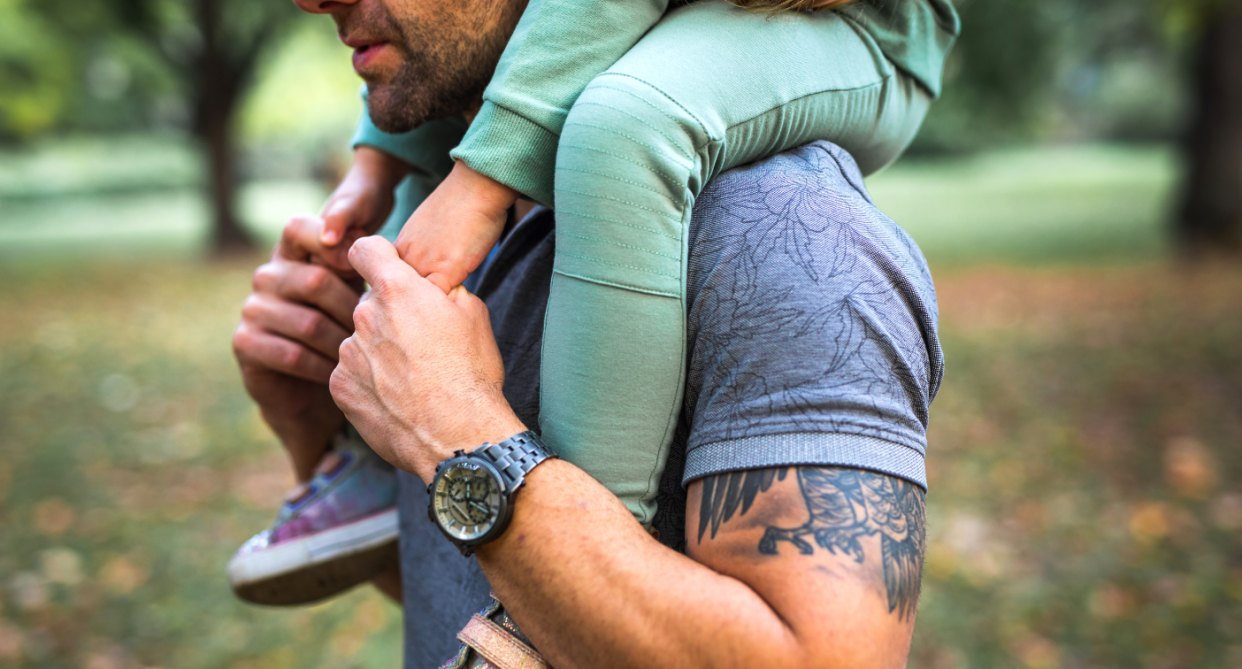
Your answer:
[473,431,555,492]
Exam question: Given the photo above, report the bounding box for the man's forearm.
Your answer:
[474,461,823,669]
[330,239,916,667]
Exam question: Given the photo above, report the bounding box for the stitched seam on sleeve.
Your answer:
[552,269,680,298]
[562,120,693,173]
[553,208,681,241]
[570,100,694,161]
[557,142,683,189]
[555,186,679,223]
[594,72,714,148]
[553,250,680,279]
[556,230,680,260]
[555,165,671,199]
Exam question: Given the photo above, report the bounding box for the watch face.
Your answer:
[432,459,504,543]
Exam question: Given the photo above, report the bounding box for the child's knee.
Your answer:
[559,74,709,195]
[552,74,700,297]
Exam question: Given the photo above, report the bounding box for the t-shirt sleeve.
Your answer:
[681,140,943,491]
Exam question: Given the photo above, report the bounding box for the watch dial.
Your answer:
[433,461,502,543]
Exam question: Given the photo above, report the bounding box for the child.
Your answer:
[229,0,959,605]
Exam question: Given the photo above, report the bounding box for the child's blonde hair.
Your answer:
[730,0,855,14]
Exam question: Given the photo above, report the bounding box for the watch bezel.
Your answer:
[428,453,514,553]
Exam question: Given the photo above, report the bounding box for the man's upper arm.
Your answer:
[685,465,926,665]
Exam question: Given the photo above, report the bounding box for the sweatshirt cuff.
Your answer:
[450,101,558,207]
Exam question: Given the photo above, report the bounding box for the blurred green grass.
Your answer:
[0,263,401,668]
[2,141,1240,668]
[0,140,1174,265]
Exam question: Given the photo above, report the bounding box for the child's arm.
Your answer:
[316,92,468,259]
[389,0,671,292]
[449,0,670,208]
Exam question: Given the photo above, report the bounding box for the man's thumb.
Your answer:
[348,235,403,285]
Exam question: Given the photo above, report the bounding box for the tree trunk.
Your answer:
[201,111,253,255]
[1174,6,1242,255]
[193,0,256,257]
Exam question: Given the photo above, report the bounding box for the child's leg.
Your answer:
[541,1,932,525]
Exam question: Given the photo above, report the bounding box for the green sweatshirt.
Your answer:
[348,0,960,524]
[355,0,959,207]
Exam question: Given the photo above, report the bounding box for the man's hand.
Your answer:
[232,231,363,481]
[330,236,526,481]
[393,160,517,294]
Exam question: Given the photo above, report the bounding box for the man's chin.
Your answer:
[364,85,422,134]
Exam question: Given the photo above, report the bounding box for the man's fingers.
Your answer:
[233,322,337,383]
[241,293,351,360]
[348,236,424,297]
[252,260,361,329]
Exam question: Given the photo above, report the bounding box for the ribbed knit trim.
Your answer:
[450,102,558,207]
[684,433,928,491]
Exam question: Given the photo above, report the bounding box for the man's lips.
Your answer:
[341,35,391,73]
[351,42,391,72]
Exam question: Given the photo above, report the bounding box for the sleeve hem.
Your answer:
[683,433,927,491]
[450,102,558,207]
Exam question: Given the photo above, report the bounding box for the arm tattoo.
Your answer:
[697,466,926,621]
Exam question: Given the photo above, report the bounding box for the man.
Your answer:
[233,0,943,665]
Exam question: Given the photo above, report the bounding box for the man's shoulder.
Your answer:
[697,140,874,212]
[687,140,933,297]
[678,140,943,491]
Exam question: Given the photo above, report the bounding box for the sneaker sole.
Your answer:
[228,508,399,606]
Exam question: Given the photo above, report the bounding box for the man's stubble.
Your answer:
[355,0,527,133]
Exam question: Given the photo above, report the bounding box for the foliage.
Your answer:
[912,0,1192,153]
[0,0,74,140]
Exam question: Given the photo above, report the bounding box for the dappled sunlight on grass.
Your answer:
[2,259,1239,667]
[913,262,1242,669]
[1,142,1237,667]
[868,144,1176,266]
[0,262,400,669]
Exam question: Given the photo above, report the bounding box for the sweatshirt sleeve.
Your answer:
[351,87,467,183]
[449,0,669,206]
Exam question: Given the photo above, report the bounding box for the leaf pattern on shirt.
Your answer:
[682,142,942,448]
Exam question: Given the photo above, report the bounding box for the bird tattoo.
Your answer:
[697,466,926,620]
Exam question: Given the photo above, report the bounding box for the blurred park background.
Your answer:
[1,0,1241,667]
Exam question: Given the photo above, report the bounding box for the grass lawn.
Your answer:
[1,142,1239,668]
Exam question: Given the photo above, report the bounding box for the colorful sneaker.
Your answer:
[228,431,399,606]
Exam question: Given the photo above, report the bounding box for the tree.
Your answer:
[106,0,302,254]
[1174,2,1242,254]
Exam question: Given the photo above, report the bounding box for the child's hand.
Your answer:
[393,161,518,294]
[278,213,367,279]
[310,146,410,274]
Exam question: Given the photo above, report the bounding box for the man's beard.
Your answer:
[357,0,521,133]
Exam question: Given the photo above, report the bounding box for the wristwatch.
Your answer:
[427,431,556,557]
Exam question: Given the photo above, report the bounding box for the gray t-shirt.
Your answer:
[395,140,943,667]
